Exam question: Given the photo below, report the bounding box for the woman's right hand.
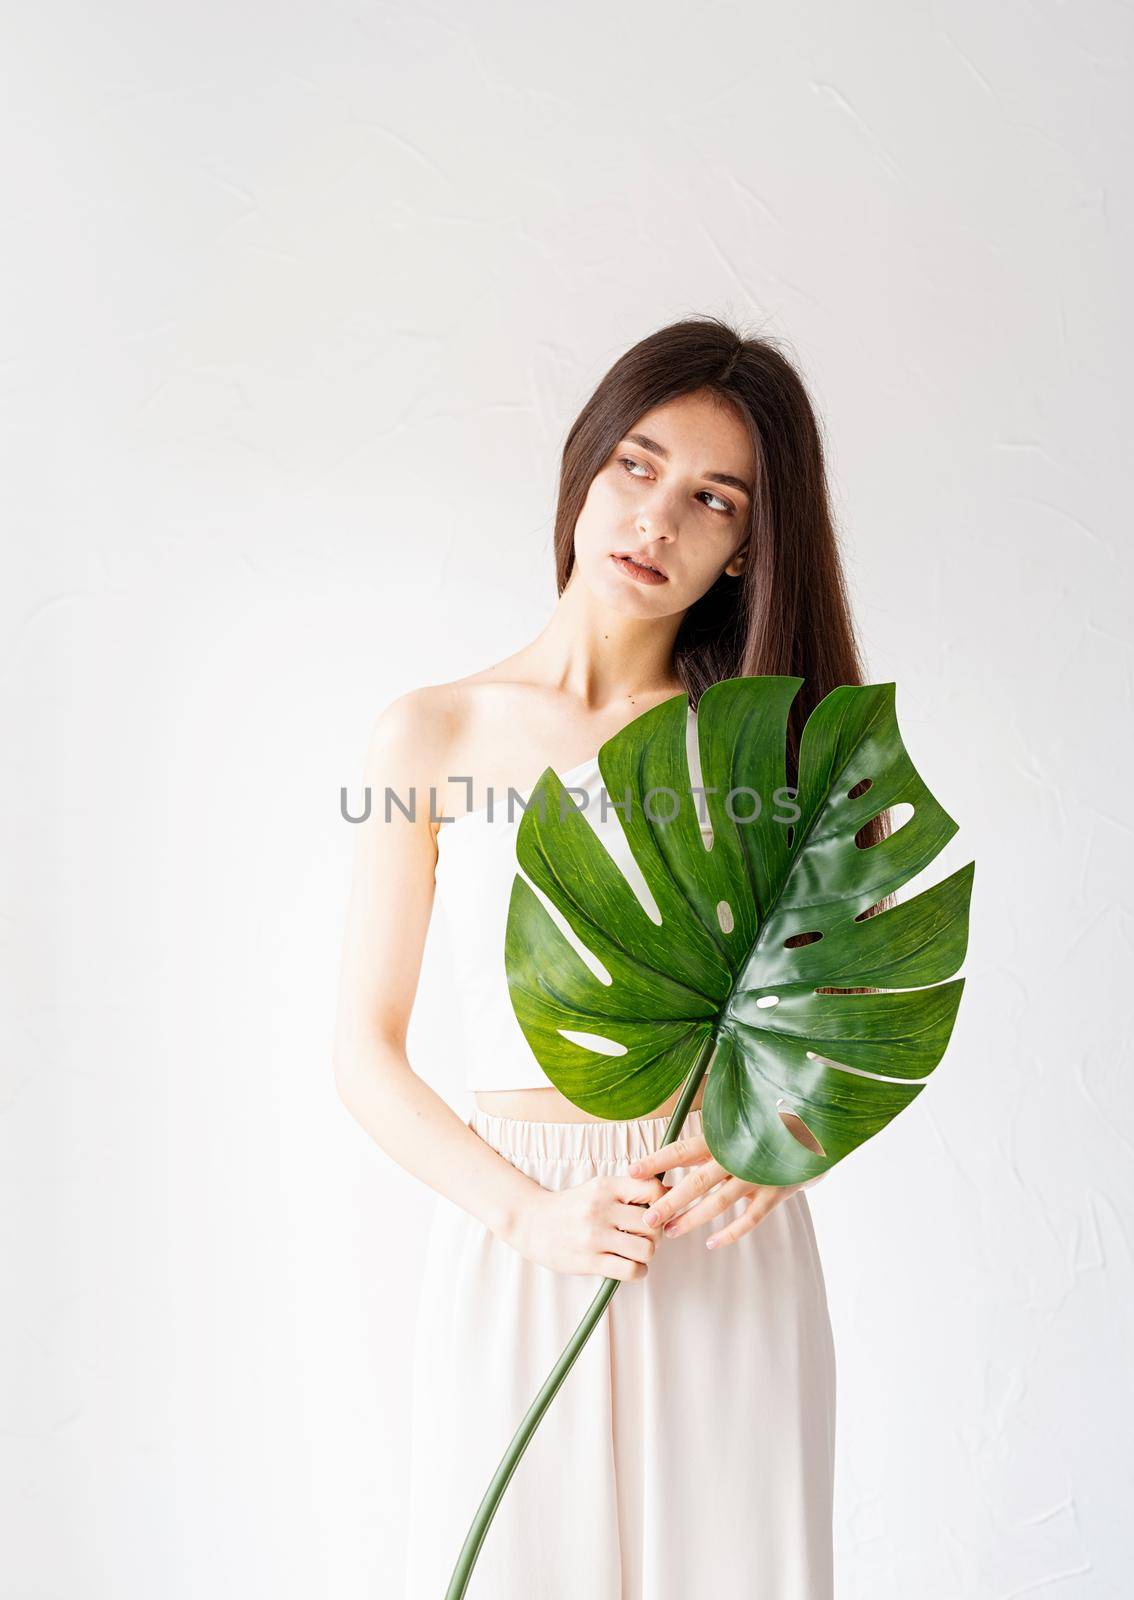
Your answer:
[507,1172,669,1279]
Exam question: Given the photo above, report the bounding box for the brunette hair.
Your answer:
[553,313,893,907]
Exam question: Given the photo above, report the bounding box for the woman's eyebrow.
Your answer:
[624,432,753,500]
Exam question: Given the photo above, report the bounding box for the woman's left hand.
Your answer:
[628,1133,804,1251]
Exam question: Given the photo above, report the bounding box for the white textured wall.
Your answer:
[4,3,1131,1595]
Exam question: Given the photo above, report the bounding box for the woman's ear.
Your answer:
[724,544,747,578]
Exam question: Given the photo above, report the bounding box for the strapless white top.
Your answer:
[433,703,710,1092]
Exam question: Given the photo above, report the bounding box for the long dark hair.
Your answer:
[553,313,892,896]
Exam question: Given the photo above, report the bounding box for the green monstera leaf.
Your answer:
[446,674,974,1597]
[504,674,974,1187]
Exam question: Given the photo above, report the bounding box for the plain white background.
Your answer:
[3,2,1132,1595]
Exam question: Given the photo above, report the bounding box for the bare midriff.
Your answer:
[473,1078,707,1124]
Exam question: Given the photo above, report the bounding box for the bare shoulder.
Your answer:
[359,685,446,816]
[376,661,691,820]
[363,672,501,762]
[362,657,688,830]
[362,676,498,836]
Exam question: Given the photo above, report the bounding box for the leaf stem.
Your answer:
[443,1032,717,1598]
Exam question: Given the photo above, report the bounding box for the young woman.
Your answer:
[334,316,879,1598]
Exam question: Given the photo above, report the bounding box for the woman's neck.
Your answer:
[518,574,686,712]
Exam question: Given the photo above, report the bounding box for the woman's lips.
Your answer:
[611,553,668,586]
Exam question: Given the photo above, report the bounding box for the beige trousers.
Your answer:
[404,1105,836,1599]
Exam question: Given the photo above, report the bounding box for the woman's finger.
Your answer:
[602,1225,653,1264]
[628,1135,710,1178]
[615,1176,668,1207]
[661,1178,748,1238]
[614,1196,667,1238]
[642,1161,728,1228]
[705,1185,802,1250]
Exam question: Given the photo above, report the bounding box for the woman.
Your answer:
[334,316,880,1598]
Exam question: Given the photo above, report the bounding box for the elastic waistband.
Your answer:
[468,1104,704,1166]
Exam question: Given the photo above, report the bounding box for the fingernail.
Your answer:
[628,1162,641,1175]
[706,1237,718,1249]
[643,1210,659,1225]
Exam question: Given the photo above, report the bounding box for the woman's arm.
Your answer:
[331,689,542,1245]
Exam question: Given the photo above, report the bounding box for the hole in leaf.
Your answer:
[557,1029,628,1057]
[853,899,887,922]
[783,930,823,948]
[777,1098,826,1156]
[854,801,914,849]
[754,994,779,1010]
[716,899,734,934]
[847,776,873,800]
[523,873,615,983]
[785,823,795,849]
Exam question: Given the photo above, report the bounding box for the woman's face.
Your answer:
[572,388,756,615]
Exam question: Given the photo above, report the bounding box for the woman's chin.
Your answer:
[576,558,674,612]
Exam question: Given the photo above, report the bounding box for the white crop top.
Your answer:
[433,703,711,1093]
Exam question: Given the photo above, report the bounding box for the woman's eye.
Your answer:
[617,455,734,516]
[699,489,735,516]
